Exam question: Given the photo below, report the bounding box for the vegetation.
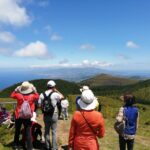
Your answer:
[80,73,139,87]
[0,95,149,150]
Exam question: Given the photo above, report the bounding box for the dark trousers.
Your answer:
[14,118,32,150]
[57,102,61,118]
[119,136,134,150]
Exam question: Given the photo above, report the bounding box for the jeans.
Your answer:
[119,136,134,150]
[14,118,32,150]
[44,113,58,150]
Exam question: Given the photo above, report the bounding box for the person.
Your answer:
[21,112,42,149]
[68,89,105,150]
[38,80,64,150]
[76,85,99,111]
[116,94,139,150]
[61,97,69,120]
[10,81,39,150]
[75,85,90,110]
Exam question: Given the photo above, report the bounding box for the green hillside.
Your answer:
[80,73,139,87]
[1,78,150,104]
[92,79,150,104]
[0,95,150,150]
[0,79,80,98]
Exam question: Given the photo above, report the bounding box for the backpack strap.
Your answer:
[43,91,54,100]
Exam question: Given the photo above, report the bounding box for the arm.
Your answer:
[116,107,124,122]
[68,115,76,149]
[136,111,140,129]
[53,88,64,100]
[38,94,44,108]
[97,113,105,138]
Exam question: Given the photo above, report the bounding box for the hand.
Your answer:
[15,86,20,92]
[32,86,37,93]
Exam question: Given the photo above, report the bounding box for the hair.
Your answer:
[123,94,135,106]
[47,86,55,90]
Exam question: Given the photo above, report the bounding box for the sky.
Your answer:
[0,0,150,71]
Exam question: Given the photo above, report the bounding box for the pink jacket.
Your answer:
[10,91,39,119]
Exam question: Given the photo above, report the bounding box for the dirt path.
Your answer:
[37,114,71,150]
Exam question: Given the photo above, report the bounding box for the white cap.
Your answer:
[47,80,56,87]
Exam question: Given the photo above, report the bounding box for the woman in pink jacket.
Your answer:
[10,81,39,150]
[68,89,105,150]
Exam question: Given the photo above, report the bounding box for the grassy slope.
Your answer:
[80,74,139,87]
[0,96,149,150]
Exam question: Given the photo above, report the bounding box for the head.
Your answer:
[123,94,135,106]
[78,89,98,110]
[80,85,89,92]
[47,80,56,89]
[18,81,34,94]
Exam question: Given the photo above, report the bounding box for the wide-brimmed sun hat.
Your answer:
[18,81,34,94]
[80,85,89,92]
[31,112,37,123]
[78,89,98,110]
[47,80,56,87]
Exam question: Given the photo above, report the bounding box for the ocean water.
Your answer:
[0,69,42,90]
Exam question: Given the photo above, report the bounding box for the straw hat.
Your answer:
[18,81,34,94]
[78,89,98,110]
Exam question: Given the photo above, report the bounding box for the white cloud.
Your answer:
[0,31,15,43]
[13,41,52,58]
[30,59,112,68]
[0,0,31,27]
[82,60,112,67]
[80,44,95,51]
[118,54,129,60]
[126,41,139,49]
[50,33,62,41]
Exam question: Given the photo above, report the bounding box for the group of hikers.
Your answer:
[6,79,139,150]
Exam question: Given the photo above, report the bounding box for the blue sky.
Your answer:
[0,0,150,71]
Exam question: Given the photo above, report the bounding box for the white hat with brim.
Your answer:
[78,90,98,110]
[18,81,34,94]
[78,98,98,110]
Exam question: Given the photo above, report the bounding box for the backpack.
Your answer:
[42,92,55,115]
[114,120,125,135]
[19,97,33,119]
[114,108,125,135]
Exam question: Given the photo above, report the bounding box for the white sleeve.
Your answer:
[38,93,44,104]
[116,107,124,122]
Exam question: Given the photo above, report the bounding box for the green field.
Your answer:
[0,96,149,150]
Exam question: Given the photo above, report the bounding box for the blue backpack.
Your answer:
[124,106,138,135]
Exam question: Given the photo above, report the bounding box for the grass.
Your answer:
[0,96,150,150]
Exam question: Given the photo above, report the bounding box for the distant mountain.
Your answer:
[0,67,108,89]
[80,73,139,87]
[0,79,80,98]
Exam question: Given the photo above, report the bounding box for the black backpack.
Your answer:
[42,92,55,115]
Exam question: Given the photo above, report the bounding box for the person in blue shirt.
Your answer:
[116,94,139,150]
